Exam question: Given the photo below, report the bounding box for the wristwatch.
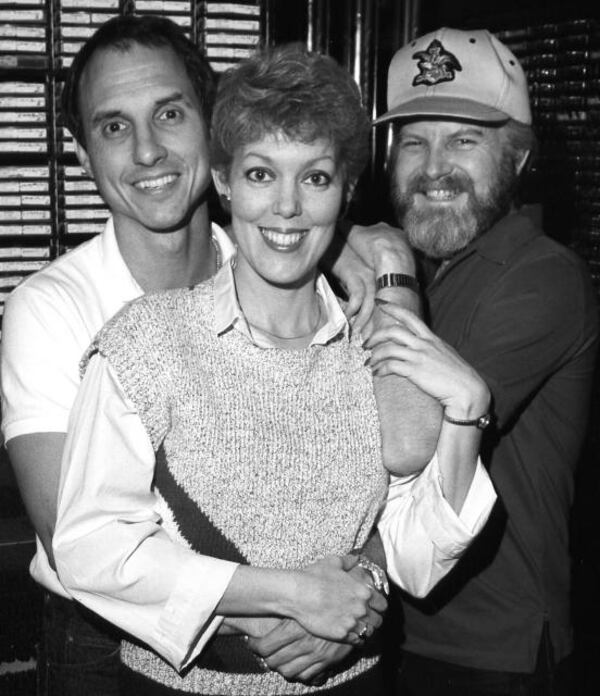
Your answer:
[443,412,491,430]
[375,273,419,293]
[354,555,389,596]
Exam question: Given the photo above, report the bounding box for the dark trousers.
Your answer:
[396,625,574,696]
[37,591,121,696]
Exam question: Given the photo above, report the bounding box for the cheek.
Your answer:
[231,195,269,225]
[88,143,124,181]
[307,191,344,225]
[393,162,417,194]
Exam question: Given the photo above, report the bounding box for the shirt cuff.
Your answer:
[378,454,496,597]
[408,456,496,557]
[154,555,239,670]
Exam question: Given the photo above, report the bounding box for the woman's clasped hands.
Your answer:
[290,554,387,646]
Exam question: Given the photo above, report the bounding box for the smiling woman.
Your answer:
[214,134,345,343]
[210,43,369,346]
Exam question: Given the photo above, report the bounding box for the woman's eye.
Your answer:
[304,171,331,187]
[246,168,274,183]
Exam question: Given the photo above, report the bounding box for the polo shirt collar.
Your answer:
[213,257,349,348]
[467,206,542,265]
[100,216,237,306]
[100,216,143,305]
[429,206,543,287]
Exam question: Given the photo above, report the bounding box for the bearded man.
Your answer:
[374,27,599,696]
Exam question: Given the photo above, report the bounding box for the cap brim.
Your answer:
[373,96,510,125]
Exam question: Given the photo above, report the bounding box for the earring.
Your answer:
[219,192,231,214]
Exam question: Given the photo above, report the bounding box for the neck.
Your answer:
[233,262,322,344]
[113,204,216,292]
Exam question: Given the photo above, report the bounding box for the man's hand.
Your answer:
[344,222,416,279]
[248,619,352,685]
[322,221,417,336]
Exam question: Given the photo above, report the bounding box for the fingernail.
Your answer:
[375,298,390,306]
[364,356,370,366]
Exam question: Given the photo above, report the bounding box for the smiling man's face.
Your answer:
[391,119,518,259]
[74,42,211,235]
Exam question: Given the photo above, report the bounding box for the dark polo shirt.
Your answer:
[401,208,599,672]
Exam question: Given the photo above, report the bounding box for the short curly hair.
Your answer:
[62,14,216,147]
[210,43,371,188]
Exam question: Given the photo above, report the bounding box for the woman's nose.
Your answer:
[273,182,301,218]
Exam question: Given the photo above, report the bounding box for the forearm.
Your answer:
[372,288,442,474]
[358,528,387,570]
[6,432,66,567]
[436,389,490,514]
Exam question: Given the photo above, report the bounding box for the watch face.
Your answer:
[477,414,491,429]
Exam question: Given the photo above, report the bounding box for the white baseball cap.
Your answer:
[374,27,532,126]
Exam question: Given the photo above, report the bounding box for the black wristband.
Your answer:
[375,273,419,293]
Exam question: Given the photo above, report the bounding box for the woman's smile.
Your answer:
[258,226,310,251]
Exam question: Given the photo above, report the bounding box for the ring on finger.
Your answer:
[358,624,369,640]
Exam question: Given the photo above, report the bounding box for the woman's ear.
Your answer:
[211,168,230,200]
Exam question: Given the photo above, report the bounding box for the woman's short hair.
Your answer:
[62,14,216,147]
[210,43,371,187]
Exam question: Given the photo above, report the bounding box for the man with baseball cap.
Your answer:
[375,27,598,695]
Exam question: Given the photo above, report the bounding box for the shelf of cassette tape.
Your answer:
[0,0,263,333]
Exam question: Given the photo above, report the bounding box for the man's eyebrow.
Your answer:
[90,92,190,128]
[154,91,189,109]
[453,126,485,137]
[90,108,122,129]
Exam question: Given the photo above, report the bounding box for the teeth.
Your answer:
[134,174,177,191]
[424,189,458,201]
[260,227,307,246]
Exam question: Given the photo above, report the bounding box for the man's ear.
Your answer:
[211,168,230,199]
[74,139,93,179]
[344,178,357,203]
[515,149,531,177]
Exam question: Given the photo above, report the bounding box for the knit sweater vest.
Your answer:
[85,279,389,695]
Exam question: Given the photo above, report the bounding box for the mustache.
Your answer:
[403,173,475,197]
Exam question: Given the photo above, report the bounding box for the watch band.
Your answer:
[375,273,419,293]
[443,412,491,430]
[354,555,390,596]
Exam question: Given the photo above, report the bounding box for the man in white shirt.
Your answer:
[1,13,495,695]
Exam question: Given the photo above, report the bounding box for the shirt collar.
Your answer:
[100,216,144,304]
[430,206,543,286]
[211,222,237,265]
[100,216,236,304]
[468,205,542,264]
[213,257,349,348]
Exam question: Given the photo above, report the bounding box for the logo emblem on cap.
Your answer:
[412,39,462,86]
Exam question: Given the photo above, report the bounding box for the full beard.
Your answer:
[392,155,517,259]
